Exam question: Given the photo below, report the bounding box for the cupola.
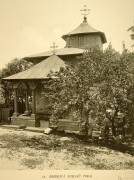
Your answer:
[62,6,107,50]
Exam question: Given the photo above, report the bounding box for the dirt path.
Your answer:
[0,127,133,170]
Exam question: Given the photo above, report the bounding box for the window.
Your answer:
[78,36,84,47]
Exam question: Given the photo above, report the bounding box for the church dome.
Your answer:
[62,17,107,44]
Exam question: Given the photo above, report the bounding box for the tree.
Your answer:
[43,50,103,125]
[97,49,134,136]
[0,58,33,107]
[43,48,134,136]
[128,25,134,47]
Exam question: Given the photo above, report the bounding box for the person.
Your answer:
[85,122,89,137]
[104,122,109,143]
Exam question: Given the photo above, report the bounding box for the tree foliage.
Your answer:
[43,48,134,135]
[128,25,134,47]
[97,49,134,135]
[0,58,33,107]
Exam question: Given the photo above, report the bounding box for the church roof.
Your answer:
[62,19,107,44]
[3,55,66,81]
[24,47,84,61]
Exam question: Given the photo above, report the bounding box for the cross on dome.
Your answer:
[50,42,58,55]
[80,5,90,22]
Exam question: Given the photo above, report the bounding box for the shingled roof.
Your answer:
[62,19,107,44]
[3,55,65,81]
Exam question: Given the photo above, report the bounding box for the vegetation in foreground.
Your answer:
[43,47,134,139]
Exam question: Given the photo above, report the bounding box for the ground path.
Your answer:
[0,127,133,170]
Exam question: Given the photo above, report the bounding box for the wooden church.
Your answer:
[3,6,107,130]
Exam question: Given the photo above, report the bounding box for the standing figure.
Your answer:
[104,122,109,143]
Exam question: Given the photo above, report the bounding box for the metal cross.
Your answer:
[50,42,58,55]
[80,5,90,17]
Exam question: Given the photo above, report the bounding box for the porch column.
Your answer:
[28,81,38,119]
[12,88,19,117]
[31,89,36,118]
[24,89,29,115]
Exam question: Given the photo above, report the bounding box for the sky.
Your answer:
[0,0,134,69]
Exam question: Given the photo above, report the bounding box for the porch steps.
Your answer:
[0,125,44,133]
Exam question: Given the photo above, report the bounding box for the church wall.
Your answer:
[84,34,102,49]
[66,34,103,50]
[60,55,82,66]
[36,83,50,116]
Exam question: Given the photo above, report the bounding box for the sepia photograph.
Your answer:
[0,0,134,179]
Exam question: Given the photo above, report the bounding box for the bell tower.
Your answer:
[62,6,107,50]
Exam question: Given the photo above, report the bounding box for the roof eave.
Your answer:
[62,32,107,44]
[100,32,107,44]
[23,52,83,62]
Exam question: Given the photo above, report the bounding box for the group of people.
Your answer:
[84,120,110,142]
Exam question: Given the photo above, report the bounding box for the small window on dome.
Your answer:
[67,36,71,47]
[78,36,84,47]
[68,38,71,46]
